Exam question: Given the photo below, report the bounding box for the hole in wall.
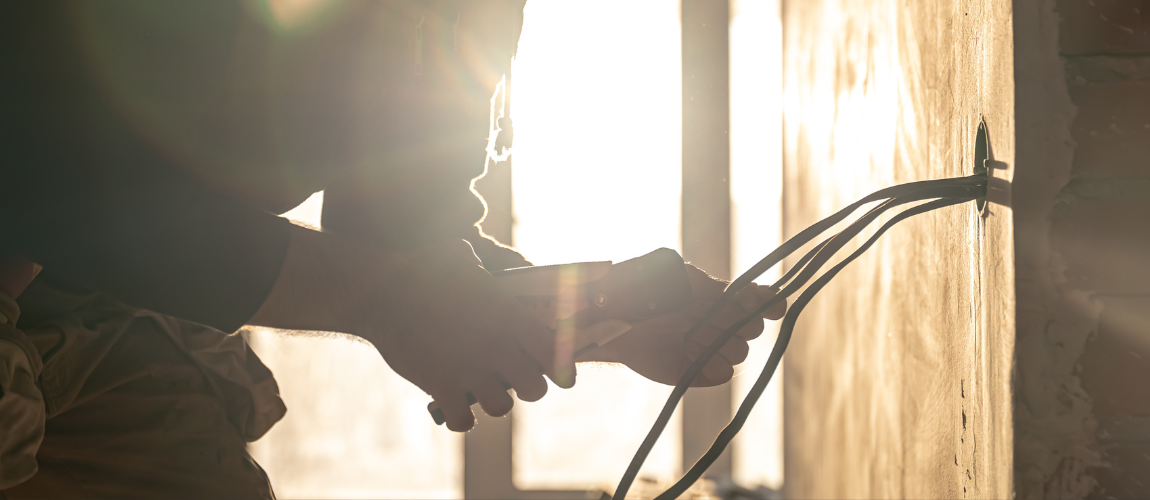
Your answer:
[973,120,989,215]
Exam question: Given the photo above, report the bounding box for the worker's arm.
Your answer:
[249,225,566,432]
[0,144,561,434]
[0,154,294,334]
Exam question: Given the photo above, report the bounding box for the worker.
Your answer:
[0,2,786,497]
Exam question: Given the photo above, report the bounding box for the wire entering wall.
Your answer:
[612,175,988,500]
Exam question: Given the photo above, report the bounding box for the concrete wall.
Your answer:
[783,0,1150,497]
[781,1,1015,498]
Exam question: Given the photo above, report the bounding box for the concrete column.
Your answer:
[680,0,734,481]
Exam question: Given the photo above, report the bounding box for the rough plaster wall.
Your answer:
[1014,0,1150,498]
[781,1,1015,498]
[1061,2,1150,497]
[1010,1,1095,497]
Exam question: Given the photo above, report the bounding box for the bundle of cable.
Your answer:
[613,174,989,500]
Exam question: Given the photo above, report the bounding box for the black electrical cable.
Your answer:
[612,181,983,499]
[761,183,981,301]
[611,176,986,500]
[611,184,975,500]
[770,237,828,290]
[682,175,985,347]
[769,192,933,291]
[721,175,985,301]
[611,187,970,500]
[653,197,971,500]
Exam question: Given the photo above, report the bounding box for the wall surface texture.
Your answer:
[1014,0,1150,498]
[781,1,1015,498]
[783,0,1150,497]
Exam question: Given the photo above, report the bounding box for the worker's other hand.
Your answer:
[378,239,574,432]
[251,226,570,432]
[582,264,786,386]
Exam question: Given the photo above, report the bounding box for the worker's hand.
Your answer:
[251,226,570,431]
[581,264,786,386]
[377,239,576,432]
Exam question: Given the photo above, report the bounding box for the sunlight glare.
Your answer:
[509,0,684,492]
[729,0,784,490]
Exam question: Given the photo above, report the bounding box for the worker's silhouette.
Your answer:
[0,2,783,495]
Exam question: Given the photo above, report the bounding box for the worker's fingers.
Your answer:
[684,264,726,302]
[683,264,784,322]
[687,331,750,366]
[687,325,724,355]
[497,352,549,402]
[435,392,476,432]
[695,355,735,386]
[736,284,787,320]
[735,284,770,312]
[692,305,764,344]
[732,312,766,341]
[510,307,576,389]
[470,375,515,418]
[716,337,750,365]
[682,291,768,342]
[462,306,549,405]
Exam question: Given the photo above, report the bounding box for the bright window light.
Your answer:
[508,0,684,492]
[729,0,784,490]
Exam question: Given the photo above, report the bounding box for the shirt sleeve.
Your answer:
[0,152,292,334]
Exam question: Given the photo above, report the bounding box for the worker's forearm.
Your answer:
[249,224,398,338]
